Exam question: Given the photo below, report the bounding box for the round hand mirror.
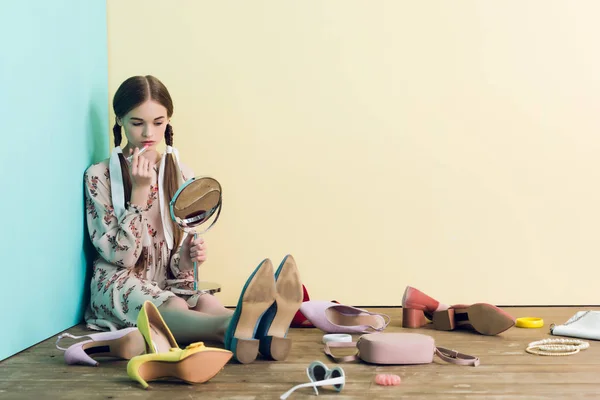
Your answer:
[169,176,223,294]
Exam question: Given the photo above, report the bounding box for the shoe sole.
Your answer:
[256,255,304,361]
[433,303,515,335]
[137,350,232,385]
[225,259,276,363]
[81,330,146,360]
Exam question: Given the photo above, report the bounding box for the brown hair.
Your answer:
[112,75,182,271]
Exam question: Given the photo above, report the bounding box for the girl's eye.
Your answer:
[154,122,163,126]
[132,122,143,126]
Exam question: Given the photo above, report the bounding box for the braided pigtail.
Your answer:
[164,123,184,253]
[113,120,133,205]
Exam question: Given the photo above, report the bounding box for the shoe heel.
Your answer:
[229,337,260,364]
[402,308,428,328]
[432,309,456,331]
[127,358,150,389]
[259,336,292,361]
[133,375,149,390]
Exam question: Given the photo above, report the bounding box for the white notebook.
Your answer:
[550,311,600,341]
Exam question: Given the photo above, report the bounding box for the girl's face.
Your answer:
[119,100,169,153]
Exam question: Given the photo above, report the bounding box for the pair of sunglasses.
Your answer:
[280,361,345,399]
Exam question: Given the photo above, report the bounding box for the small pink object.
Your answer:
[375,374,401,386]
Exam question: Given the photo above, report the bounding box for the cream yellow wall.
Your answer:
[107,1,600,307]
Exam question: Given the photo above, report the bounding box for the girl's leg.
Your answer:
[193,293,234,316]
[158,297,232,344]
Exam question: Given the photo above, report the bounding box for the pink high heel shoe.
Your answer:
[299,301,391,334]
[401,286,450,328]
[402,286,515,336]
[56,327,146,366]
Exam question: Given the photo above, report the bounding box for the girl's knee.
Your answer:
[159,296,189,311]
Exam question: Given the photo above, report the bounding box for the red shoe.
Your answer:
[290,285,315,328]
[401,286,515,336]
[401,286,449,328]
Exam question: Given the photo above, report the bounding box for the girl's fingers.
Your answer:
[142,157,150,177]
[191,243,206,253]
[131,156,138,176]
[190,250,206,259]
[130,147,140,171]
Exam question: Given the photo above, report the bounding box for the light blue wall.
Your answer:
[0,1,108,361]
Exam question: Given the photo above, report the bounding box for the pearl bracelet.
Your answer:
[526,338,590,356]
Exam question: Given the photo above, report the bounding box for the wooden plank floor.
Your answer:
[2,307,600,399]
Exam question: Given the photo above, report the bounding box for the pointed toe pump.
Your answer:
[401,286,516,336]
[224,258,277,364]
[56,327,145,366]
[127,301,232,389]
[136,300,178,354]
[255,254,304,361]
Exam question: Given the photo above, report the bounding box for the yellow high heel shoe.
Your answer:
[127,301,233,389]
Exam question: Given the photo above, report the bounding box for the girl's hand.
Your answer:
[179,232,207,271]
[129,147,156,189]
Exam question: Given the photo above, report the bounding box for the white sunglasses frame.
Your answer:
[280,361,346,399]
[307,360,345,395]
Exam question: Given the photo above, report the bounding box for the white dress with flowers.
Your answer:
[83,157,195,330]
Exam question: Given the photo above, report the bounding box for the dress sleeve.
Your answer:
[167,245,195,290]
[84,168,146,269]
[166,232,197,294]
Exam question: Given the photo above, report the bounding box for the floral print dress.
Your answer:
[83,157,195,331]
